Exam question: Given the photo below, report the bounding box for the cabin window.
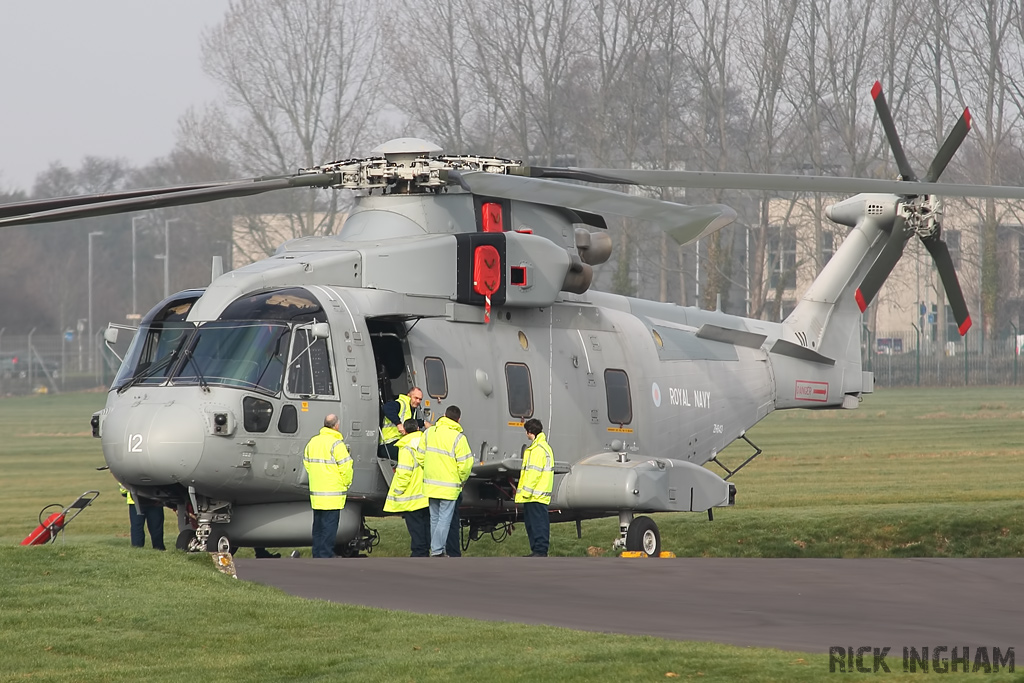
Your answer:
[278,404,298,434]
[242,396,274,433]
[505,362,534,419]
[285,327,335,397]
[604,369,632,425]
[423,357,448,399]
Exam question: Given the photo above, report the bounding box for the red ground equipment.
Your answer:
[21,490,100,546]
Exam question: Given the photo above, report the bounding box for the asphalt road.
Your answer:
[235,557,1023,653]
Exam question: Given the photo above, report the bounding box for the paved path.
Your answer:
[235,557,1023,653]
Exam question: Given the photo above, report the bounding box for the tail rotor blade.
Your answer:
[923,108,972,183]
[855,215,910,312]
[871,81,917,182]
[921,234,972,335]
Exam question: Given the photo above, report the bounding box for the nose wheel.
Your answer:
[612,512,662,556]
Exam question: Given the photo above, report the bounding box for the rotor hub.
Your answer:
[300,140,522,193]
[899,195,943,239]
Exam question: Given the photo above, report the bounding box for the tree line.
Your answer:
[3,0,1023,339]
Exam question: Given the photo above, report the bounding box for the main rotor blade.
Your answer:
[855,215,911,312]
[920,233,972,335]
[871,81,917,182]
[923,108,972,183]
[0,181,238,220]
[0,174,336,228]
[458,170,736,245]
[522,167,1024,202]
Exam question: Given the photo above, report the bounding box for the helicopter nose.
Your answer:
[103,400,205,486]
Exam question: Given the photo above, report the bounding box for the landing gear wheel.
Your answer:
[176,529,197,552]
[625,516,661,556]
[205,524,236,554]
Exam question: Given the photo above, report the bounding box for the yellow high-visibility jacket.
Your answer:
[119,484,134,506]
[383,431,427,513]
[303,426,353,510]
[416,417,474,500]
[515,432,554,505]
[380,394,413,445]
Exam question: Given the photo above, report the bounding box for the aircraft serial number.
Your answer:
[128,434,143,452]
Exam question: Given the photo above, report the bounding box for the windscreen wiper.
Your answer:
[181,349,211,393]
[117,352,179,394]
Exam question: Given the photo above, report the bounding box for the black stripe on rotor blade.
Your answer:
[923,108,972,184]
[0,180,249,220]
[551,169,1024,200]
[921,233,972,335]
[871,81,917,182]
[0,174,335,228]
[516,166,638,185]
[855,215,911,312]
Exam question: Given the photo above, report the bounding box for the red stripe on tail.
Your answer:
[855,289,868,312]
[959,316,972,336]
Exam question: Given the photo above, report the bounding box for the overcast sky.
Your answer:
[0,2,230,193]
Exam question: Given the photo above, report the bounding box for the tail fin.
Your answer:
[785,194,893,365]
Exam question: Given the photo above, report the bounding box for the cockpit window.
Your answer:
[112,293,202,390]
[173,322,291,394]
[218,287,324,322]
[112,288,336,397]
[285,327,335,397]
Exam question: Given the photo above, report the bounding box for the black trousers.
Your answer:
[129,502,165,550]
[404,507,430,557]
[523,502,550,556]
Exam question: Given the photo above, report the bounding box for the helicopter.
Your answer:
[4,82,1024,557]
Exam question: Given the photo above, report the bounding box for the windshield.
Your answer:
[172,322,291,395]
[112,321,195,390]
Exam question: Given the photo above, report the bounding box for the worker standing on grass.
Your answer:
[417,405,474,557]
[383,419,429,556]
[119,484,165,551]
[302,414,353,558]
[515,418,554,557]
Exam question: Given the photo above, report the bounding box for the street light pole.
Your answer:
[88,230,104,373]
[131,216,143,316]
[163,218,180,299]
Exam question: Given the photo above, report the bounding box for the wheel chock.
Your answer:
[619,550,677,558]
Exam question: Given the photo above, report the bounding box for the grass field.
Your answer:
[1,387,1022,681]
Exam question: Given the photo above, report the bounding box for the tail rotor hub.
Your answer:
[900,195,943,240]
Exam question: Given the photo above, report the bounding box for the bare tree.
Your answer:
[185,0,384,252]
[733,0,800,318]
[941,0,1022,337]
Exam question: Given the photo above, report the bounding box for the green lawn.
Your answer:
[1,388,1021,681]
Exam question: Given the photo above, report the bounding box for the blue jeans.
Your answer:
[311,508,341,558]
[428,498,458,556]
[446,492,463,556]
[523,502,549,556]
[129,502,165,550]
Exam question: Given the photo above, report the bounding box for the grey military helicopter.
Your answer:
[3,82,1022,556]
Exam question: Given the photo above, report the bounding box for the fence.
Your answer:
[0,332,121,396]
[865,328,1023,388]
